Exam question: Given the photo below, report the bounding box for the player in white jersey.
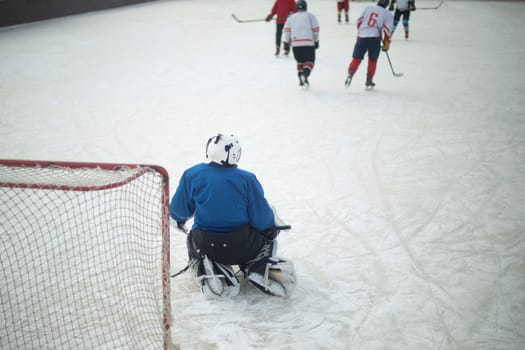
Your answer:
[283,0,320,87]
[344,0,394,88]
[389,0,416,39]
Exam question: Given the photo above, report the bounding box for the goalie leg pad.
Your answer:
[247,257,296,297]
[213,261,241,297]
[194,256,240,299]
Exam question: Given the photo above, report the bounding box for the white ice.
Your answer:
[1,0,525,349]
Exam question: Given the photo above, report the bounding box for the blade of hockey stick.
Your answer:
[231,14,268,23]
[419,0,444,10]
[386,51,404,77]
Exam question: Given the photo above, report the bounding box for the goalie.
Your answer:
[169,133,296,298]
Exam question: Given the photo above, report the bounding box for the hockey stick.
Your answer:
[231,14,269,23]
[378,26,404,77]
[385,51,404,77]
[419,0,444,10]
[385,51,403,78]
[171,265,189,278]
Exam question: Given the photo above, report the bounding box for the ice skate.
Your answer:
[298,72,304,86]
[298,72,309,88]
[248,271,287,296]
[245,239,296,297]
[302,68,311,88]
[303,76,309,88]
[283,42,290,56]
[247,257,296,297]
[344,73,353,88]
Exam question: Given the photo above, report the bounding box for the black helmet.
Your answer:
[297,0,307,11]
[377,0,389,8]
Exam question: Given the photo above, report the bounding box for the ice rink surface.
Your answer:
[1,0,525,349]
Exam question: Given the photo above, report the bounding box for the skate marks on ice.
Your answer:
[291,90,525,348]
[316,187,524,347]
[170,267,365,350]
[348,105,525,348]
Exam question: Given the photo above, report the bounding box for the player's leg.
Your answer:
[292,47,307,86]
[366,38,381,86]
[402,11,411,39]
[393,9,402,33]
[245,240,297,297]
[187,228,258,298]
[302,46,316,80]
[345,39,366,86]
[275,23,285,55]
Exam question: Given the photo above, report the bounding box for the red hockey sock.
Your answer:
[367,60,377,80]
[348,59,361,75]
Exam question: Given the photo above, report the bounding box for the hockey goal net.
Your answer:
[0,159,172,350]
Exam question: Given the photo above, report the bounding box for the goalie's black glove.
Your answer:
[260,228,279,240]
[170,216,188,233]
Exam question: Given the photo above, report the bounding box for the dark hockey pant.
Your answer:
[394,9,411,33]
[348,37,381,80]
[187,224,271,267]
[275,23,285,48]
[292,46,316,77]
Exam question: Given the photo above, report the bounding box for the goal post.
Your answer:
[0,159,173,349]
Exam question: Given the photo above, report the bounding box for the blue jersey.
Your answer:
[169,162,275,234]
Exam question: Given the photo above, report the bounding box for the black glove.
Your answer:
[315,41,319,49]
[265,14,273,22]
[176,221,187,232]
[260,228,279,240]
[388,4,394,11]
[409,1,416,11]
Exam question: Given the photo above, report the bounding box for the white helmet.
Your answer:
[206,133,242,166]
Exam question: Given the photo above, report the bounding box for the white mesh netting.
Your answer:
[0,162,172,350]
